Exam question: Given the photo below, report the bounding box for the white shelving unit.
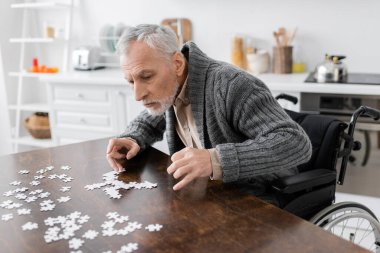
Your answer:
[7,0,74,152]
[11,2,71,9]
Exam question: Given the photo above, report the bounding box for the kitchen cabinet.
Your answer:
[41,69,169,154]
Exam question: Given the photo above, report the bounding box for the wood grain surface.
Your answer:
[0,139,370,253]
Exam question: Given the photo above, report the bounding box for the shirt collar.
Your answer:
[175,76,190,106]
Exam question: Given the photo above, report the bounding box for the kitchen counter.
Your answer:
[39,69,126,85]
[41,70,380,96]
[257,73,380,96]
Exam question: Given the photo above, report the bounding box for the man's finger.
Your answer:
[109,149,125,160]
[126,143,140,160]
[171,147,189,162]
[107,150,126,173]
[167,162,176,174]
[106,138,117,154]
[106,154,121,172]
[172,165,191,179]
[173,173,195,191]
[167,157,187,174]
[114,158,124,173]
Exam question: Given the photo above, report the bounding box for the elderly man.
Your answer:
[106,24,312,199]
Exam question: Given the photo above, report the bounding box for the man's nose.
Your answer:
[133,83,146,101]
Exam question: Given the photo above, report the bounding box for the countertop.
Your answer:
[40,69,380,96]
[39,69,125,85]
[257,73,380,95]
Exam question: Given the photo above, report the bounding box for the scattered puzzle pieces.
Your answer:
[40,199,55,212]
[84,171,158,199]
[69,238,84,250]
[1,213,13,221]
[145,224,163,232]
[82,229,98,240]
[10,181,21,186]
[61,165,71,171]
[30,180,41,186]
[44,211,90,243]
[0,200,23,209]
[17,208,31,215]
[57,196,71,203]
[2,165,164,252]
[117,242,138,253]
[60,186,71,192]
[22,222,38,231]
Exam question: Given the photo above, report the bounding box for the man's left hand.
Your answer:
[167,147,212,191]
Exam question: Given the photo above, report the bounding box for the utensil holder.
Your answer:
[273,46,293,74]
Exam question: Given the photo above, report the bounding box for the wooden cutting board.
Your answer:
[160,18,192,46]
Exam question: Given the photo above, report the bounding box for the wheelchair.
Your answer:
[272,94,380,252]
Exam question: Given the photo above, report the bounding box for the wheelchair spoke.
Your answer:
[340,218,349,237]
[357,224,374,244]
[354,217,361,236]
[357,217,365,227]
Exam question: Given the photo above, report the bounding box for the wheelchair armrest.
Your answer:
[271,169,336,194]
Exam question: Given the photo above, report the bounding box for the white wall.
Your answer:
[67,0,380,73]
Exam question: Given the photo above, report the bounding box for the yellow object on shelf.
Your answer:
[292,62,306,73]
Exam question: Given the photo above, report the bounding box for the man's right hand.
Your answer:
[106,138,140,173]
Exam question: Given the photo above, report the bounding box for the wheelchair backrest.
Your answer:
[285,110,347,172]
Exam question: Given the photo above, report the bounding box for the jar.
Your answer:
[247,49,270,75]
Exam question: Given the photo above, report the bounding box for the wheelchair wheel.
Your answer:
[310,202,380,252]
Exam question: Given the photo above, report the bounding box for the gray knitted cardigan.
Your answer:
[120,42,312,188]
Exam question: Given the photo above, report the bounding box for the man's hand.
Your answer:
[106,138,140,173]
[167,147,212,191]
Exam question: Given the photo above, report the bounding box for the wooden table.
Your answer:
[0,139,370,253]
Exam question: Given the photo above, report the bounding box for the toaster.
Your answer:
[72,46,104,70]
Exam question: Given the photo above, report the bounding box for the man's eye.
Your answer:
[141,76,151,80]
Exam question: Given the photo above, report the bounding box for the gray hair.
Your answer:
[116,24,179,59]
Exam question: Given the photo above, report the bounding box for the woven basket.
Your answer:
[24,112,51,139]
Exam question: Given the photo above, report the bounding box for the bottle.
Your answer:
[31,57,39,73]
[231,36,246,70]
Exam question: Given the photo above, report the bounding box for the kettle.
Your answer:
[314,54,348,83]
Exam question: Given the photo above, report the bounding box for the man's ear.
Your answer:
[172,51,186,76]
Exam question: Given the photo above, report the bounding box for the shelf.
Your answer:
[11,2,70,9]
[11,136,55,148]
[94,63,119,67]
[100,52,117,57]
[8,103,50,112]
[9,71,59,78]
[9,38,66,43]
[98,36,121,40]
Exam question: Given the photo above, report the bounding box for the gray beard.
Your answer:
[145,82,180,116]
